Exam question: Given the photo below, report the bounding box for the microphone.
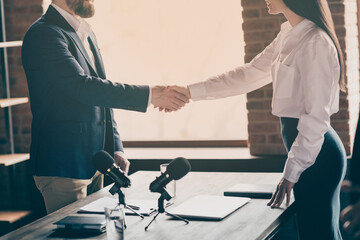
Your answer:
[92,150,131,188]
[150,157,191,193]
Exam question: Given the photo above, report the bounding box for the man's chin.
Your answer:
[76,5,95,18]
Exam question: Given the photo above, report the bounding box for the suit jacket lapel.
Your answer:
[67,31,99,76]
[88,31,106,79]
[44,5,99,77]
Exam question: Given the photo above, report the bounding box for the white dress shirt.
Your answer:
[51,3,95,67]
[189,19,341,183]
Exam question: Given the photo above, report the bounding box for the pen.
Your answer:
[127,204,140,210]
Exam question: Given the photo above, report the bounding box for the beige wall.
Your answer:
[89,0,247,141]
[44,0,248,141]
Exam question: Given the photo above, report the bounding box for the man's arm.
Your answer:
[22,25,188,111]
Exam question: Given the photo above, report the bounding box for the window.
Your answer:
[43,0,248,142]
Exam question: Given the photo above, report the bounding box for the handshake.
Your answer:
[150,85,191,112]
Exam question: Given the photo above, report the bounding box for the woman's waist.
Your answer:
[279,116,337,139]
[280,117,299,137]
[271,98,339,118]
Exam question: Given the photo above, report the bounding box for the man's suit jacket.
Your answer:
[22,5,149,179]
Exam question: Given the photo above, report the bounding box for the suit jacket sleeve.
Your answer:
[22,25,150,112]
[110,108,124,152]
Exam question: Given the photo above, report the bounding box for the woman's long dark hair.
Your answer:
[283,0,346,91]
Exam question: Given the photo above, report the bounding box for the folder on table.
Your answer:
[54,215,106,233]
[224,184,276,199]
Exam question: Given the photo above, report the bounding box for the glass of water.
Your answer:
[104,206,125,240]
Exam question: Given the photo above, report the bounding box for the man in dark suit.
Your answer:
[341,116,360,238]
[22,0,189,214]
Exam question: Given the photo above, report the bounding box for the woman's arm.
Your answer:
[283,35,340,183]
[188,33,280,100]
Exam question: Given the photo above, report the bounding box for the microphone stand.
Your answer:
[109,183,145,228]
[145,188,189,231]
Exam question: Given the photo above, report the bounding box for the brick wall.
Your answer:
[0,0,42,154]
[242,0,359,156]
[0,0,43,209]
[334,0,359,155]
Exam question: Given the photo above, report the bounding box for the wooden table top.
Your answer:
[1,171,295,240]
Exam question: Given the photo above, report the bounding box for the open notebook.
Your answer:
[167,195,250,221]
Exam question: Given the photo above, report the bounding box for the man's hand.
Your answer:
[151,85,190,112]
[341,180,360,238]
[170,85,191,99]
[267,177,295,208]
[114,151,130,174]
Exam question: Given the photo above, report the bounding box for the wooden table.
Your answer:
[1,171,295,240]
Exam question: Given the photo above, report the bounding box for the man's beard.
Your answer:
[66,0,95,18]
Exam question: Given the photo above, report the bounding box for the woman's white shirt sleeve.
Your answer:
[188,19,341,184]
[283,36,340,183]
[189,34,279,100]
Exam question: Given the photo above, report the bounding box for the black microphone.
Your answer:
[92,150,131,188]
[150,157,191,193]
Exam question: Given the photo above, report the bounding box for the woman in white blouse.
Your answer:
[173,0,347,239]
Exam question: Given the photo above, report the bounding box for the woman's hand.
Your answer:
[267,177,295,208]
[155,85,191,112]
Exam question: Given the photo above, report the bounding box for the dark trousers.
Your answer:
[280,117,346,240]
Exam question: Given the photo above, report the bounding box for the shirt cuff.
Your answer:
[283,158,305,183]
[147,86,152,108]
[188,82,207,101]
[115,151,126,158]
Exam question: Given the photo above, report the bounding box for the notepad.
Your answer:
[54,215,106,232]
[224,184,276,199]
[167,195,250,221]
[78,197,157,216]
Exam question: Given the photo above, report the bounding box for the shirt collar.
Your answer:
[278,19,317,61]
[280,18,317,37]
[280,21,291,31]
[287,18,316,39]
[51,3,91,42]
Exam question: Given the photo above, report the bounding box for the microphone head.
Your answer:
[92,150,114,174]
[166,157,191,180]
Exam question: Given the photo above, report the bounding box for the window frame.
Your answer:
[123,140,248,148]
